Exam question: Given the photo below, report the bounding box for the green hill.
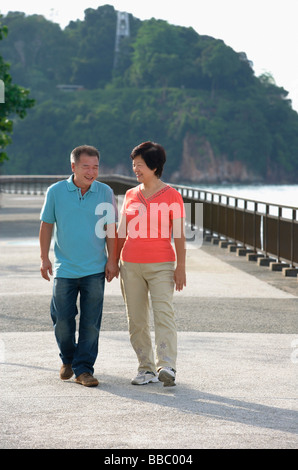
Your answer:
[1,5,298,183]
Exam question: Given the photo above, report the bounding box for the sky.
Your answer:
[1,0,298,111]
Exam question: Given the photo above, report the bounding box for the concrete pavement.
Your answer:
[0,193,297,449]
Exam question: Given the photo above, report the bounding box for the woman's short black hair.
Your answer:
[130,141,166,178]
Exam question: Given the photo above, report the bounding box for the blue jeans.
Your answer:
[50,273,105,377]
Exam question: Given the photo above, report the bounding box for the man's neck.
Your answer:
[72,175,91,196]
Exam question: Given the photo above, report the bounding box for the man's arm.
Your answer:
[105,223,119,282]
[39,221,54,281]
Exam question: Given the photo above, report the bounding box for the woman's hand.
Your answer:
[174,265,186,291]
[105,259,119,282]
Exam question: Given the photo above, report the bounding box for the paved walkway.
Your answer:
[0,193,297,449]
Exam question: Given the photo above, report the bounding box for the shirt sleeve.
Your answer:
[171,189,186,219]
[104,187,118,225]
[120,193,127,214]
[40,186,56,224]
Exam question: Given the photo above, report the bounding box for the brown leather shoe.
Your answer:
[75,372,99,387]
[60,364,73,380]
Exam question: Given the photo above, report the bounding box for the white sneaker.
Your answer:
[131,371,159,385]
[158,367,176,387]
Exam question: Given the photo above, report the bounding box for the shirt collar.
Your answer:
[66,175,98,192]
[66,175,77,191]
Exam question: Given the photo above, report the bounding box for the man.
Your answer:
[39,145,118,387]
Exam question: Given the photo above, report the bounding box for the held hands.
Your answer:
[174,265,186,291]
[40,257,183,287]
[105,259,119,282]
[40,258,120,283]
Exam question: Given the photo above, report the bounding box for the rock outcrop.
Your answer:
[170,133,262,184]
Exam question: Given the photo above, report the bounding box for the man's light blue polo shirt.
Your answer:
[40,175,117,278]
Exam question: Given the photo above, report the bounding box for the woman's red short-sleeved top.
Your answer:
[120,184,185,263]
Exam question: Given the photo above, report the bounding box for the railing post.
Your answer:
[264,204,269,257]
[226,196,229,240]
[233,198,237,244]
[217,194,221,238]
[242,199,247,248]
[291,209,296,268]
[210,192,214,237]
[277,206,282,262]
[253,202,257,251]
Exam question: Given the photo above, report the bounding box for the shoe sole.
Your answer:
[158,370,176,387]
[75,379,99,387]
[60,367,74,380]
[131,377,159,385]
[60,372,74,380]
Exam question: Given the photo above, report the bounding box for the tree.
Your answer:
[1,12,75,91]
[2,7,298,183]
[129,19,202,88]
[0,17,35,163]
[201,41,254,97]
[69,6,117,88]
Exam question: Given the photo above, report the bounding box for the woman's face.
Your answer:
[132,155,157,183]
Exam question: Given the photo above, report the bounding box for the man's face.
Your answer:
[72,154,99,190]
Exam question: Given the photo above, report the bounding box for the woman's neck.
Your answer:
[141,178,166,198]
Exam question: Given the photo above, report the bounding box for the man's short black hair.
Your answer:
[70,145,100,164]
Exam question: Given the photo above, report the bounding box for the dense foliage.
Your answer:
[0,15,35,163]
[1,5,298,182]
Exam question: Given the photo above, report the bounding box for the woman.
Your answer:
[117,141,186,387]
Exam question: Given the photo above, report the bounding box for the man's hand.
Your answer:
[40,258,53,281]
[105,259,119,282]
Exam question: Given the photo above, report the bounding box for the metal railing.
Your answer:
[173,183,298,268]
[0,174,137,196]
[1,175,297,267]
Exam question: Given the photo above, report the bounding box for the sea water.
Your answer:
[182,184,298,243]
[189,184,298,208]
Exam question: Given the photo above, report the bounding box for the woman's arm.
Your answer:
[116,212,127,262]
[173,218,186,291]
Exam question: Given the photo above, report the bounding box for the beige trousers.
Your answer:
[120,261,177,372]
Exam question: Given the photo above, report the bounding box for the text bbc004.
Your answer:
[148,455,193,465]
